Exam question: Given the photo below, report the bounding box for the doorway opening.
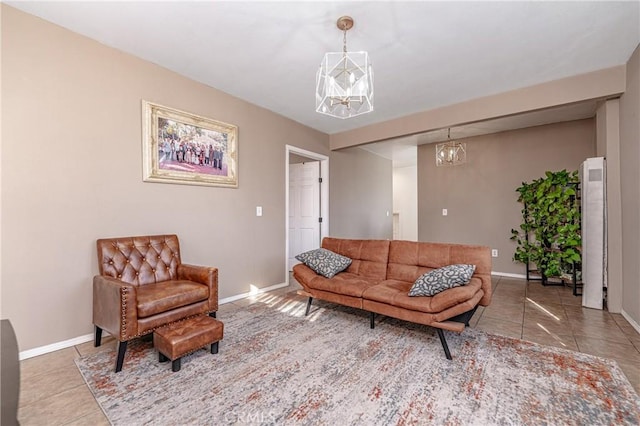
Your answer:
[285,146,329,284]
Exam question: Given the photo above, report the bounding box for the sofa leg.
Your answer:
[436,329,452,360]
[94,326,102,347]
[209,311,217,319]
[305,297,313,316]
[115,341,128,373]
[370,312,375,329]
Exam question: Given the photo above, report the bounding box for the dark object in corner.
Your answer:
[1,319,20,426]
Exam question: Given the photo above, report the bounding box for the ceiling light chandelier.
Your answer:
[316,16,374,119]
[436,129,466,166]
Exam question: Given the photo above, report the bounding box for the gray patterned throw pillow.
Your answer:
[295,248,352,279]
[408,264,476,297]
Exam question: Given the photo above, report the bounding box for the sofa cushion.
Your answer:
[137,281,209,318]
[363,278,483,314]
[322,238,390,280]
[307,272,379,298]
[295,248,352,279]
[408,264,476,297]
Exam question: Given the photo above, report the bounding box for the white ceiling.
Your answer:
[8,1,639,140]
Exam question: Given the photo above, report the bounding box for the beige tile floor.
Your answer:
[17,276,640,425]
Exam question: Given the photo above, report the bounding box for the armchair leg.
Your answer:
[94,326,102,347]
[115,341,128,373]
[305,297,313,316]
[436,329,452,360]
[209,312,217,319]
[370,312,375,329]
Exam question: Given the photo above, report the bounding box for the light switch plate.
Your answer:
[442,209,448,216]
[256,206,262,216]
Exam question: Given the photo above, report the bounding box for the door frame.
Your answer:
[285,145,329,285]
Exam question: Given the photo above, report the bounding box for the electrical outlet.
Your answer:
[256,206,263,217]
[491,249,498,257]
[442,209,448,216]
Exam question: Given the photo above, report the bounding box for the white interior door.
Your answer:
[288,162,321,270]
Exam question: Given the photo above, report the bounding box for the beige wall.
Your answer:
[596,99,623,312]
[596,106,607,157]
[330,66,625,149]
[0,6,390,351]
[619,45,640,326]
[329,147,393,239]
[0,5,3,320]
[393,165,418,241]
[289,153,312,164]
[418,120,595,274]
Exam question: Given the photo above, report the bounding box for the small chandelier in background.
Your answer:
[436,129,466,166]
[316,16,374,119]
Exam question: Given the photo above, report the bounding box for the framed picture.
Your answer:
[142,101,238,188]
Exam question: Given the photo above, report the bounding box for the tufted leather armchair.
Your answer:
[93,234,218,372]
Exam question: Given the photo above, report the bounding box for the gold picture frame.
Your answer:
[142,101,238,188]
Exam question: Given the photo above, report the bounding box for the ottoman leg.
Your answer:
[159,352,168,363]
[172,358,181,372]
[211,341,219,354]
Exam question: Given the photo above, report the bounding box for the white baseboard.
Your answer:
[218,282,288,304]
[621,309,640,334]
[19,333,95,361]
[19,282,289,361]
[491,271,527,279]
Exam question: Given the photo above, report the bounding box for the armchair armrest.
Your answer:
[93,276,138,341]
[177,264,218,313]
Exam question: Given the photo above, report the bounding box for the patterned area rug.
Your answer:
[76,294,640,425]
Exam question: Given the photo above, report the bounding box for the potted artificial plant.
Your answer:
[510,169,581,283]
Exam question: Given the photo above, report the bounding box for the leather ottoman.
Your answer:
[153,315,224,372]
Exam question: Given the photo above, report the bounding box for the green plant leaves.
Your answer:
[510,169,581,278]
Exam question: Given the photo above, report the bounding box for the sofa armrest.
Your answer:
[177,264,218,313]
[292,263,313,290]
[474,274,492,306]
[93,275,138,341]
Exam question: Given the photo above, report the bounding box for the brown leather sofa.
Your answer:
[293,237,492,359]
[93,234,218,372]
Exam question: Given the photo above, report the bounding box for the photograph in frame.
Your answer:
[142,101,238,188]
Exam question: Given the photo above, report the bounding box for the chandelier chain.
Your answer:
[343,27,347,54]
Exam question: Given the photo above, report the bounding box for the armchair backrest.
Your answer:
[97,235,182,285]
